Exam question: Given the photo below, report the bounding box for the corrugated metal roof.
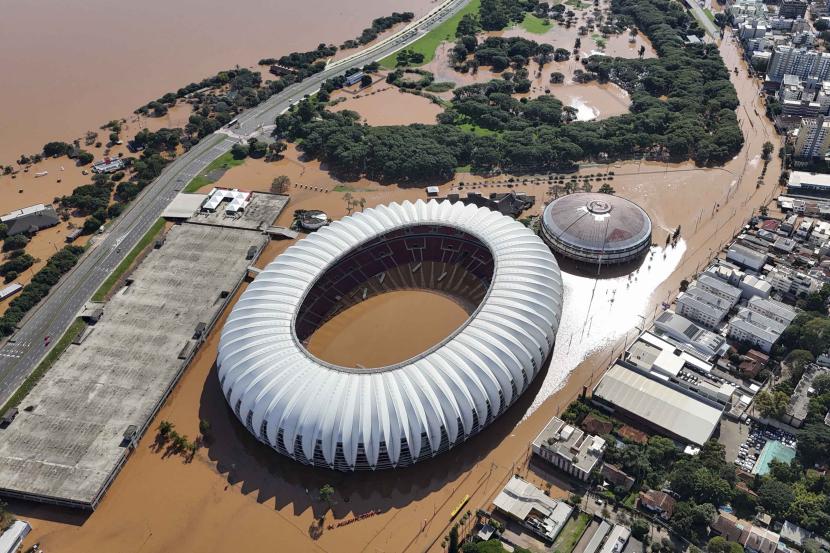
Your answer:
[593,364,722,445]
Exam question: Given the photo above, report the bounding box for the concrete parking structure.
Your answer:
[0,223,267,508]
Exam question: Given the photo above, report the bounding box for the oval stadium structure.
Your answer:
[540,193,652,266]
[217,200,563,471]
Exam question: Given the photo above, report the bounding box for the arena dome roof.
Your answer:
[540,193,652,266]
[217,200,563,471]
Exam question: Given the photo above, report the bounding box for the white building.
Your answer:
[767,46,830,82]
[532,416,605,481]
[739,274,772,299]
[493,476,574,543]
[0,521,31,553]
[727,243,768,272]
[728,308,789,353]
[654,310,728,359]
[676,283,734,328]
[748,296,798,325]
[767,265,821,297]
[697,273,743,305]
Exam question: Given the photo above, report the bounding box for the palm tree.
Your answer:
[343,192,354,214]
[357,197,367,211]
[158,420,174,437]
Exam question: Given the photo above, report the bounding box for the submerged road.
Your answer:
[0,0,471,408]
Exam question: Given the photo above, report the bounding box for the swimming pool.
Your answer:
[752,440,796,475]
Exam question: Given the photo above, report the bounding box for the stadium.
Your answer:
[540,193,652,267]
[217,200,564,471]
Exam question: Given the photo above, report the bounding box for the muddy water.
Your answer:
[0,0,437,165]
[330,85,443,126]
[306,290,469,368]
[19,25,785,553]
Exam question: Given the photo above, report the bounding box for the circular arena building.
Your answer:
[217,200,563,471]
[540,193,652,266]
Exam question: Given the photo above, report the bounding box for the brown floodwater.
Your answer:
[331,84,443,125]
[306,290,469,368]
[17,24,785,553]
[0,0,437,165]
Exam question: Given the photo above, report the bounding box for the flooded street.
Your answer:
[307,290,469,368]
[0,0,437,164]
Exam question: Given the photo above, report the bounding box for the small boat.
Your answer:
[34,171,48,178]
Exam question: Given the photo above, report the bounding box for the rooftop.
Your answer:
[0,224,267,508]
[592,364,723,446]
[493,476,573,541]
[532,416,606,474]
[541,193,652,253]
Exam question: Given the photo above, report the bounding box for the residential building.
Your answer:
[739,274,772,299]
[796,217,816,240]
[676,283,733,328]
[532,416,606,481]
[638,490,676,519]
[794,116,830,164]
[727,243,768,271]
[738,350,770,378]
[492,476,574,543]
[780,0,808,18]
[653,310,728,359]
[582,414,613,435]
[748,296,798,325]
[697,273,743,305]
[728,308,788,353]
[601,463,635,491]
[784,364,830,427]
[767,264,821,297]
[0,204,59,236]
[91,157,125,174]
[767,46,830,82]
[711,513,781,553]
[788,170,830,196]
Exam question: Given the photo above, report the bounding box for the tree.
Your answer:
[598,183,615,194]
[231,143,249,160]
[319,484,336,513]
[757,478,795,516]
[762,141,774,161]
[271,176,291,194]
[759,205,768,217]
[199,419,211,436]
[360,74,373,88]
[708,536,744,553]
[75,150,94,165]
[158,420,174,436]
[784,350,815,381]
[797,422,830,466]
[448,525,460,553]
[630,518,650,541]
[754,390,789,419]
[550,72,565,84]
[2,234,29,252]
[343,192,354,214]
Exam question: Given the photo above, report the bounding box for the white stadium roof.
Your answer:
[217,200,563,471]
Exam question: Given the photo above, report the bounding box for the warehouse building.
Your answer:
[591,364,724,446]
[726,243,768,272]
[0,204,59,236]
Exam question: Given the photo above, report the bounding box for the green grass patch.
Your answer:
[0,318,86,416]
[455,164,472,173]
[552,513,591,553]
[704,8,715,21]
[92,218,165,302]
[520,12,553,34]
[458,123,498,136]
[565,0,587,7]
[380,0,481,69]
[183,151,246,193]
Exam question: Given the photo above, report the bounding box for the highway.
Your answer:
[0,0,472,408]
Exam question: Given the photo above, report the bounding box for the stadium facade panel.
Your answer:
[218,200,563,471]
